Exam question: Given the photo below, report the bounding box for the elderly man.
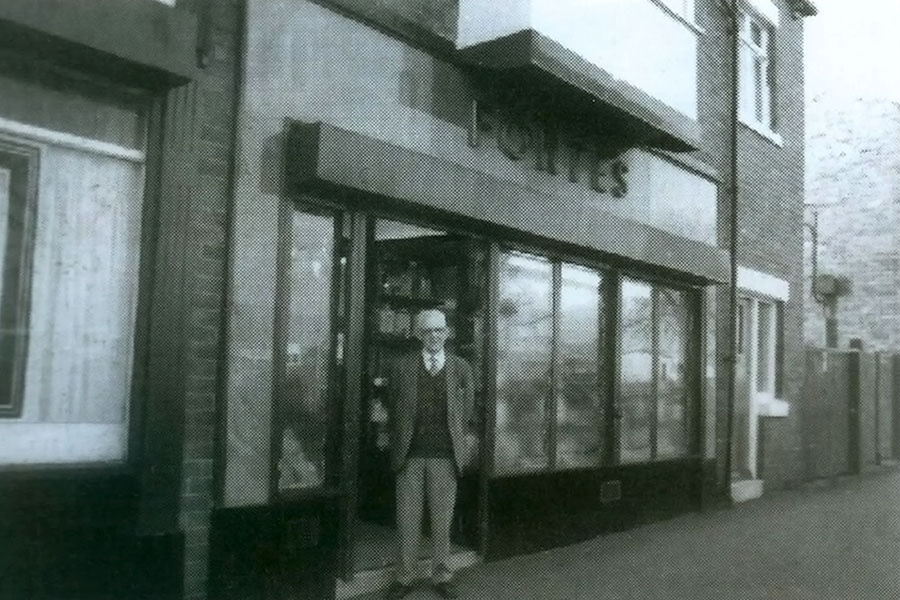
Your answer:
[380,309,475,600]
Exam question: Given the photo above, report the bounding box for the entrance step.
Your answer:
[336,550,481,600]
[731,478,764,503]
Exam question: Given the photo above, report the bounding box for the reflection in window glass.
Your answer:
[495,252,552,475]
[620,279,653,463]
[557,264,603,468]
[657,288,688,458]
[277,211,335,490]
[756,302,773,393]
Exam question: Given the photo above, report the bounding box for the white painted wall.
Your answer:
[457,0,699,119]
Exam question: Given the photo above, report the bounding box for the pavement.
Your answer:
[353,466,900,600]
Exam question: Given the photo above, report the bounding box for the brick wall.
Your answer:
[804,96,900,351]
[696,0,808,491]
[172,1,242,599]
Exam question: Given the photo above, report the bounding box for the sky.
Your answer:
[804,0,900,102]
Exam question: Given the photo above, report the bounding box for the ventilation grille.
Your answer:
[600,480,622,503]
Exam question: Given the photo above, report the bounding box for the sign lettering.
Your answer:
[470,102,629,198]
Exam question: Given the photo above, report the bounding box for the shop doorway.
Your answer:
[732,296,778,500]
[352,218,487,575]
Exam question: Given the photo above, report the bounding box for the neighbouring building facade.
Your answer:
[804,94,900,351]
[0,1,815,599]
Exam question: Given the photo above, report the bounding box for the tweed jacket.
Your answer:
[385,351,475,474]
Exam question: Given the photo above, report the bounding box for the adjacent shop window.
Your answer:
[0,120,145,464]
[620,278,697,463]
[494,251,610,475]
[739,8,776,132]
[495,251,553,474]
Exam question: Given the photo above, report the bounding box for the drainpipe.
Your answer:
[722,0,740,503]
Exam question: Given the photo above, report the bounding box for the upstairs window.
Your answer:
[739,9,776,133]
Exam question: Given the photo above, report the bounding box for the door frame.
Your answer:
[338,209,493,577]
[735,295,779,480]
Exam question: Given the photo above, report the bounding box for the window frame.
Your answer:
[738,7,778,137]
[0,65,152,466]
[747,297,783,401]
[492,246,616,476]
[0,139,39,419]
[491,243,704,476]
[617,274,702,464]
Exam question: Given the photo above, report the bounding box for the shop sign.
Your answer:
[468,101,630,198]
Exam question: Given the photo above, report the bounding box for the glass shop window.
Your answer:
[495,251,553,475]
[275,210,343,492]
[619,277,697,463]
[556,264,604,468]
[494,251,611,475]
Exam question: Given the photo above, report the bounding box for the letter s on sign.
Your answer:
[611,159,628,198]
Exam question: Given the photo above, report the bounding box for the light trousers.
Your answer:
[395,457,457,585]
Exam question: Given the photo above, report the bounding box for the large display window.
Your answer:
[493,250,700,475]
[620,277,698,463]
[494,250,614,475]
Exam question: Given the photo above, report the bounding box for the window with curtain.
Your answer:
[0,121,145,464]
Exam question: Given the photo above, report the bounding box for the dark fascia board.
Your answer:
[457,30,701,153]
[0,0,197,90]
[285,121,728,284]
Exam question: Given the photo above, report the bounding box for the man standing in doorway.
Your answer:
[381,309,475,600]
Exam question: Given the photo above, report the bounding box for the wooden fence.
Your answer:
[801,348,899,480]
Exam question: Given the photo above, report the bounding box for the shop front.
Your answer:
[210,126,725,599]
[210,1,726,598]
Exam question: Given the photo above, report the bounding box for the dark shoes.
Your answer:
[433,579,459,599]
[383,581,414,600]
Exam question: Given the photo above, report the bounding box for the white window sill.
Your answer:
[740,117,784,147]
[758,398,790,417]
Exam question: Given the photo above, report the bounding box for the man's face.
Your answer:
[415,310,448,354]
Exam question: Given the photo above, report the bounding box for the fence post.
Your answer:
[847,344,861,475]
[875,352,881,466]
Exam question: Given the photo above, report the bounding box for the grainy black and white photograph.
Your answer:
[1,1,898,599]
